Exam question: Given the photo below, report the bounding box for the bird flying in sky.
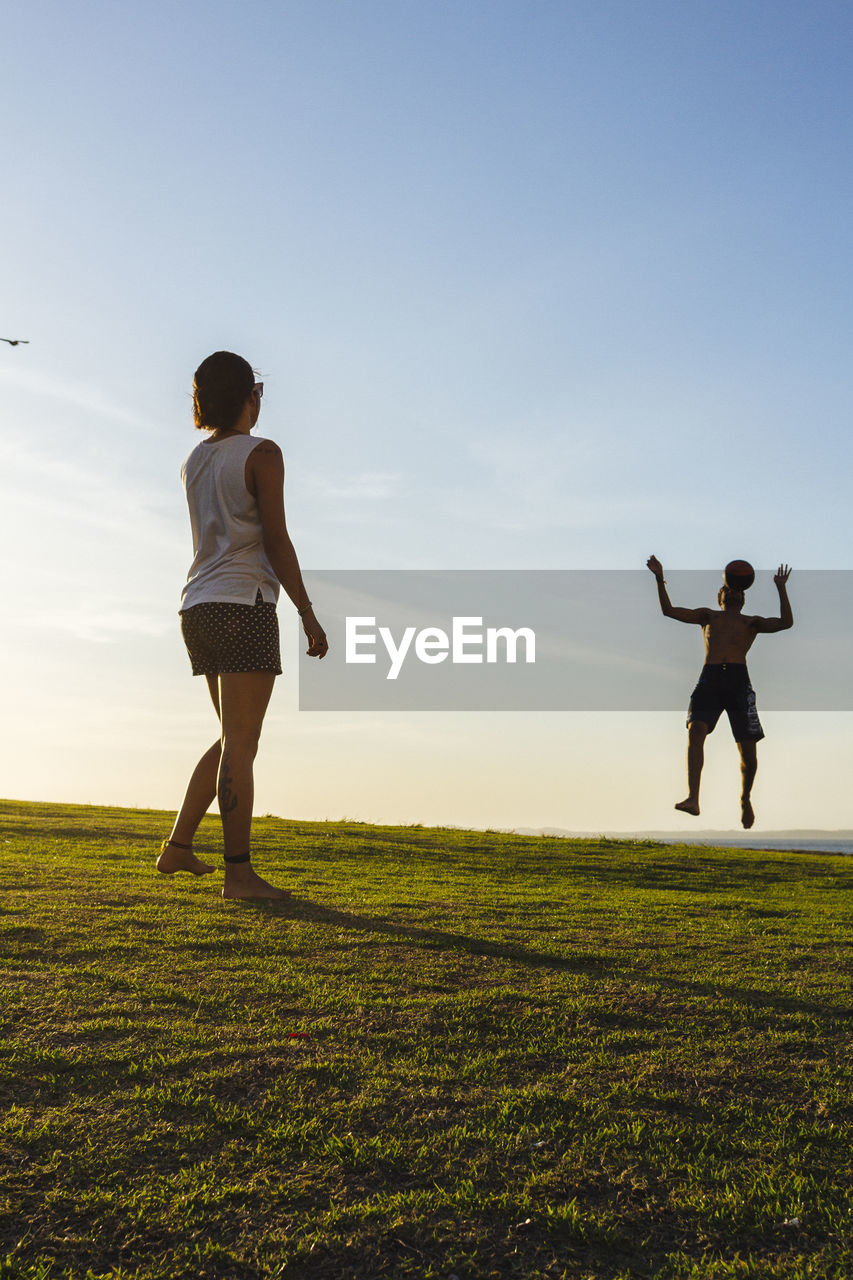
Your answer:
[1,339,29,346]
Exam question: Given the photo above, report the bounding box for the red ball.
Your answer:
[724,559,755,591]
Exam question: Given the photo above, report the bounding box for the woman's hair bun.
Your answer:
[193,351,255,432]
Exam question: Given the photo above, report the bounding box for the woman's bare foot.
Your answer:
[157,841,215,876]
[675,798,700,816]
[741,797,755,829]
[222,863,292,900]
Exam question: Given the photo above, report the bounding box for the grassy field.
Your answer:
[0,798,850,1280]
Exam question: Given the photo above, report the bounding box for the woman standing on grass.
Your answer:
[157,351,327,899]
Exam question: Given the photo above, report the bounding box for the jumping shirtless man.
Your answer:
[646,556,793,828]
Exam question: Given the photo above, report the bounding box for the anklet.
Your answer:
[161,838,192,852]
[224,852,251,864]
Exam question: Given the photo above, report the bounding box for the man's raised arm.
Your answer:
[752,565,794,633]
[647,555,711,625]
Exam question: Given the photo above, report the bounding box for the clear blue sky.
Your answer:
[2,1,852,830]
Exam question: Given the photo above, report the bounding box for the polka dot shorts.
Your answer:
[180,590,282,676]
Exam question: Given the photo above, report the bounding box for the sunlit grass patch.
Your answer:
[0,798,850,1279]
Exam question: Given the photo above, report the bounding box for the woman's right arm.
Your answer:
[249,441,328,657]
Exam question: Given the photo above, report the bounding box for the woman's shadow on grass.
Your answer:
[232,897,850,1021]
[247,894,615,976]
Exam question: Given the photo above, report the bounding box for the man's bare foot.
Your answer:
[675,798,700,816]
[222,864,292,900]
[741,797,755,829]
[157,841,215,876]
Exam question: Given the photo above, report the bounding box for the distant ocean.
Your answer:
[673,837,853,857]
[517,829,853,857]
[671,834,850,855]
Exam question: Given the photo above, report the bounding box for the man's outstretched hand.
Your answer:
[774,564,792,587]
[647,554,664,580]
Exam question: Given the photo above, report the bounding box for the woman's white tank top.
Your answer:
[180,434,280,610]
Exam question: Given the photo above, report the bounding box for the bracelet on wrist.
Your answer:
[297,601,313,617]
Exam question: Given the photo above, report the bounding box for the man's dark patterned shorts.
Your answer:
[687,663,764,742]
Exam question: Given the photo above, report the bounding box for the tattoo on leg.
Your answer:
[218,758,239,815]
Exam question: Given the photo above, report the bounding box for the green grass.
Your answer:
[0,798,851,1280]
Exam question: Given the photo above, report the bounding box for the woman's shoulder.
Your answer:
[224,433,282,457]
[245,437,284,486]
[248,435,282,458]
